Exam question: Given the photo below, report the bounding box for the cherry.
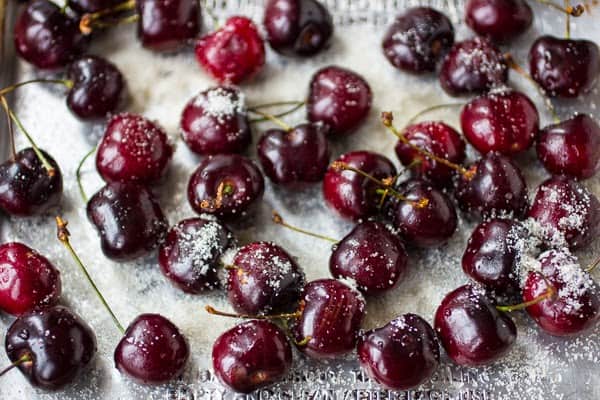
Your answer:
[455,152,529,220]
[307,66,372,137]
[529,35,600,98]
[67,0,121,14]
[465,0,533,43]
[66,55,125,119]
[187,154,265,220]
[439,37,508,96]
[263,0,333,56]
[462,219,526,293]
[291,278,365,359]
[212,320,292,393]
[434,284,517,366]
[536,114,600,179]
[4,306,96,389]
[114,314,189,384]
[0,148,63,216]
[523,249,599,336]
[96,113,173,184]
[195,16,265,84]
[180,86,251,155]
[330,221,408,295]
[395,121,466,188]
[257,122,330,185]
[158,217,235,294]
[322,151,396,220]
[528,176,600,250]
[382,7,454,74]
[87,182,169,261]
[386,179,457,248]
[460,89,539,156]
[227,242,305,315]
[14,0,88,69]
[0,242,61,316]
[357,313,440,390]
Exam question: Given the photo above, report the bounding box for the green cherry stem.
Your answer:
[0,353,32,378]
[247,109,292,131]
[248,101,305,124]
[205,303,304,321]
[496,286,555,312]
[272,211,338,243]
[0,79,73,97]
[76,147,96,203]
[0,96,16,159]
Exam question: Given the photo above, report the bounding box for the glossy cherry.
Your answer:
[460,90,539,155]
[0,148,63,216]
[528,176,600,250]
[529,36,600,98]
[263,0,333,56]
[291,278,365,359]
[96,113,173,184]
[14,0,88,69]
[307,66,372,137]
[439,37,508,96]
[212,320,292,393]
[228,242,304,315]
[357,313,440,390]
[114,314,189,384]
[0,242,61,316]
[434,284,517,366]
[188,154,265,220]
[382,7,454,74]
[195,16,265,84]
[257,122,330,185]
[465,0,532,43]
[158,217,234,294]
[180,86,251,155]
[523,249,599,336]
[87,182,169,261]
[536,114,600,179]
[455,152,528,219]
[136,0,201,51]
[5,306,96,389]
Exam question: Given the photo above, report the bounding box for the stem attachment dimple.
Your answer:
[272,211,338,243]
[496,286,556,312]
[200,181,234,211]
[0,353,32,377]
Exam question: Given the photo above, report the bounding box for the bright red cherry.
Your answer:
[465,0,533,43]
[136,0,201,51]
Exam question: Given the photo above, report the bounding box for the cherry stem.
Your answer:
[0,353,32,378]
[272,211,338,243]
[248,109,292,131]
[0,79,74,97]
[76,147,96,204]
[405,102,465,127]
[80,0,136,35]
[496,286,556,312]
[55,217,125,334]
[585,255,600,273]
[205,302,304,321]
[248,101,305,124]
[1,95,56,177]
[0,96,16,159]
[535,0,585,17]
[199,181,234,211]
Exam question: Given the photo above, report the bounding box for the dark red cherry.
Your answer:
[434,284,517,366]
[0,148,63,216]
[439,37,508,96]
[536,114,600,179]
[228,242,304,315]
[323,151,396,221]
[455,152,528,219]
[523,249,599,336]
[96,113,173,184]
[212,320,292,393]
[257,122,330,185]
[114,314,189,384]
[329,221,408,295]
[67,0,121,14]
[5,306,96,389]
[394,121,466,187]
[180,86,251,155]
[528,176,600,250]
[136,0,201,51]
[66,55,125,119]
[0,242,61,316]
[14,0,88,69]
[357,313,440,390]
[291,278,365,359]
[462,219,526,293]
[263,0,333,56]
[460,90,539,155]
[387,179,457,248]
[188,154,265,220]
[465,0,532,43]
[307,66,372,137]
[87,182,169,261]
[195,16,265,84]
[158,217,234,294]
[382,7,454,74]
[529,35,600,98]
